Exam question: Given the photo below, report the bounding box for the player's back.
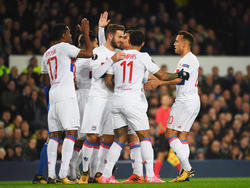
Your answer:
[111,50,159,105]
[42,42,80,104]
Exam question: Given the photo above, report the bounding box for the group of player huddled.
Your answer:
[39,11,200,184]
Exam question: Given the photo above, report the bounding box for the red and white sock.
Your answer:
[47,137,60,179]
[168,136,191,171]
[96,141,112,174]
[90,143,100,178]
[140,138,154,177]
[103,140,124,178]
[130,141,143,176]
[59,135,76,179]
[81,139,94,172]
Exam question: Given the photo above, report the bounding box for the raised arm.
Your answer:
[77,18,93,58]
[98,11,110,46]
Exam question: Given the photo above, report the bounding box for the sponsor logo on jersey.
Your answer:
[182,64,190,68]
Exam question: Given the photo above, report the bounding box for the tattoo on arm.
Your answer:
[162,72,178,81]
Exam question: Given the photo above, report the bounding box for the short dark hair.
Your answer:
[178,31,194,48]
[106,24,125,37]
[79,31,96,46]
[51,23,68,42]
[127,30,145,46]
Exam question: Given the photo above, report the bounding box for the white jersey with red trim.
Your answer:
[41,42,80,104]
[108,50,160,104]
[88,45,119,99]
[175,52,199,101]
[75,58,91,89]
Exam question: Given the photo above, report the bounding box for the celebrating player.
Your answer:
[41,18,93,184]
[166,31,200,182]
[101,30,188,183]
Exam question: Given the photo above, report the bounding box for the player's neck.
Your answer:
[129,45,141,51]
[104,42,115,51]
[180,49,191,57]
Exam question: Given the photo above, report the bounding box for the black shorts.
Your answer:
[156,134,169,152]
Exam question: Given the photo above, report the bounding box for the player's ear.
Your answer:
[107,33,113,40]
[141,42,145,48]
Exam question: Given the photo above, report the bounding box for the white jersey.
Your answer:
[175,52,199,101]
[41,42,80,104]
[75,58,91,89]
[88,45,118,99]
[108,50,159,104]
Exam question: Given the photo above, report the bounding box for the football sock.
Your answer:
[129,141,143,176]
[68,144,81,179]
[168,136,191,171]
[59,135,76,179]
[81,139,94,172]
[103,140,124,178]
[154,160,162,177]
[36,143,48,175]
[140,138,154,177]
[96,141,112,174]
[90,143,100,177]
[47,137,60,179]
[181,139,190,158]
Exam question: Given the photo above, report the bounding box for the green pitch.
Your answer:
[0,178,250,188]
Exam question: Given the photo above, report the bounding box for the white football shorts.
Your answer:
[167,97,200,132]
[112,104,149,131]
[76,89,90,139]
[48,98,80,132]
[80,96,113,135]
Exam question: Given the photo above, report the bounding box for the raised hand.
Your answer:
[99,11,111,28]
[78,18,90,35]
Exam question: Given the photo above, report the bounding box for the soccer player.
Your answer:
[41,18,93,184]
[78,24,126,183]
[68,31,98,182]
[101,30,188,183]
[166,31,200,182]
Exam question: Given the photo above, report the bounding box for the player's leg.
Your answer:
[68,138,83,181]
[100,126,128,183]
[126,105,164,183]
[89,137,100,182]
[94,134,114,182]
[56,99,80,184]
[167,100,199,182]
[154,134,168,178]
[32,137,49,184]
[122,133,144,183]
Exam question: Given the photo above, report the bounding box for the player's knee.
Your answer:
[136,130,150,140]
[86,134,98,143]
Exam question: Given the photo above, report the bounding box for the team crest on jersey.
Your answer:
[92,54,98,60]
[92,126,97,131]
[182,64,190,68]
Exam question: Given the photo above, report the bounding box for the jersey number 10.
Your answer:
[120,61,133,83]
[47,56,58,81]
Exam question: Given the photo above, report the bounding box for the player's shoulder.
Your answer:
[93,45,105,53]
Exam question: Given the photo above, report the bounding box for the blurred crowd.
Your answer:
[0,0,249,162]
[1,0,250,66]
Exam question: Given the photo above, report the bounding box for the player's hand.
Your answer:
[177,69,190,80]
[99,11,110,28]
[78,18,90,35]
[111,52,126,62]
[144,80,161,90]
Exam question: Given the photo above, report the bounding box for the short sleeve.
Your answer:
[63,43,81,59]
[178,57,192,73]
[41,56,48,74]
[143,53,160,74]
